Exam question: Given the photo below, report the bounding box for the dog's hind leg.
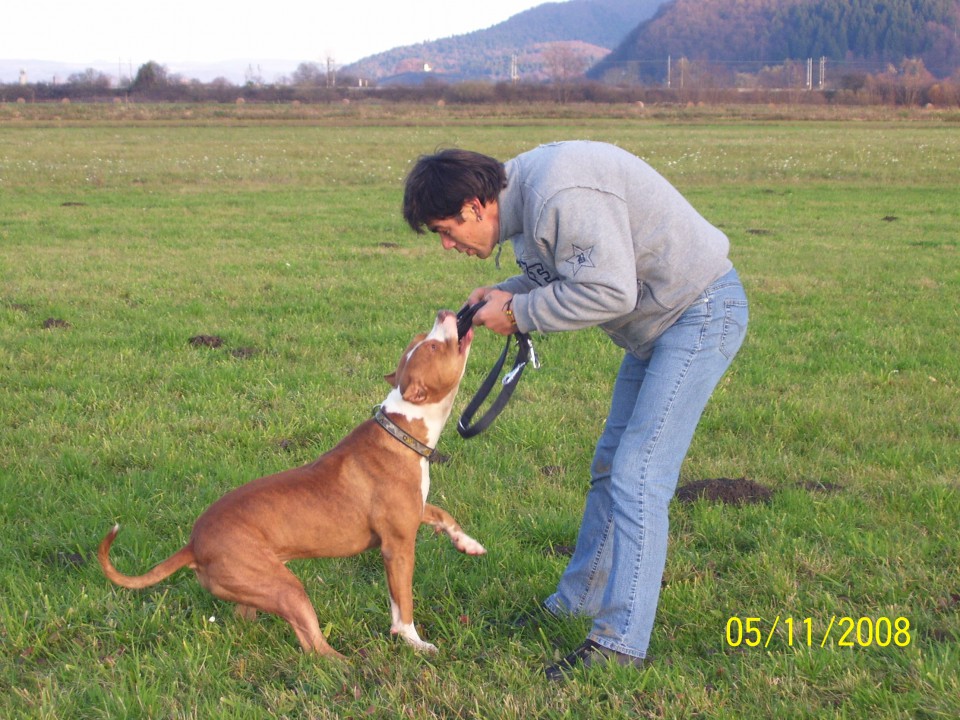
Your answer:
[421,503,486,555]
[274,580,343,658]
[235,604,257,621]
[200,562,343,658]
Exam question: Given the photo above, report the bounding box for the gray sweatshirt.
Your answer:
[495,141,733,358]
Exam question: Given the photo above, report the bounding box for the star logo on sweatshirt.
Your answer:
[563,245,596,276]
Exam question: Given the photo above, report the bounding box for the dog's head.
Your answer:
[385,310,473,405]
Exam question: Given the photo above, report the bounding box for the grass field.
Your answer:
[1,103,958,719]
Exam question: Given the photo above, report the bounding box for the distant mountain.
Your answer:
[342,0,668,82]
[590,0,960,82]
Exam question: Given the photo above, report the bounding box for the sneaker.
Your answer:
[544,639,644,680]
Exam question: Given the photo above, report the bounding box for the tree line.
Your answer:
[3,57,958,107]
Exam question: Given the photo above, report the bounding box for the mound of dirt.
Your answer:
[188,334,224,348]
[675,477,773,506]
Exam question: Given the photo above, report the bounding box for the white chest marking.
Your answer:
[420,458,430,507]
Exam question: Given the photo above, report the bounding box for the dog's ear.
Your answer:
[401,379,428,404]
[384,371,397,386]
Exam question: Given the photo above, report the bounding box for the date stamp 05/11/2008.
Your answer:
[725,616,912,649]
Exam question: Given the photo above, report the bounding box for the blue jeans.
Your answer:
[544,268,748,658]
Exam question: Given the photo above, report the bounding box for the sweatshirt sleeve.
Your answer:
[509,188,639,334]
[494,265,539,296]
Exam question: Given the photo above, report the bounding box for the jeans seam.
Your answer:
[719,298,748,360]
[575,509,612,613]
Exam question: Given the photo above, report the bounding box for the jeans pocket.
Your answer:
[719,299,749,360]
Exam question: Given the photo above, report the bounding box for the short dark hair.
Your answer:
[402,148,507,234]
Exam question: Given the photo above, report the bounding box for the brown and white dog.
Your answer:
[98,309,484,657]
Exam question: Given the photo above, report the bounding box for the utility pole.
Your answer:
[326,55,337,88]
[819,56,826,88]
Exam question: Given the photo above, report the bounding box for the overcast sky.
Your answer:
[2,0,547,66]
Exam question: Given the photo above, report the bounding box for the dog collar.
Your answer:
[373,406,438,461]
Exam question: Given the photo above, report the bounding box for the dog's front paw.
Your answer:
[392,623,438,654]
[408,638,439,654]
[451,530,486,556]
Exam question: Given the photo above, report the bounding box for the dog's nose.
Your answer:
[435,310,458,338]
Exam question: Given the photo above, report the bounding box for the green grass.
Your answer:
[1,105,958,719]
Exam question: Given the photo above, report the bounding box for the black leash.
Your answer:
[455,301,539,439]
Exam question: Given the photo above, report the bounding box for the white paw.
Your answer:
[391,622,438,654]
[451,530,486,556]
[407,637,439,654]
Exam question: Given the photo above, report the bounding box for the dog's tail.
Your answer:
[98,524,196,590]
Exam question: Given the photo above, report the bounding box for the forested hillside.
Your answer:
[591,0,960,82]
[343,0,666,80]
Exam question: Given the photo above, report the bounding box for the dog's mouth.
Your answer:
[456,301,485,341]
[434,309,472,355]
